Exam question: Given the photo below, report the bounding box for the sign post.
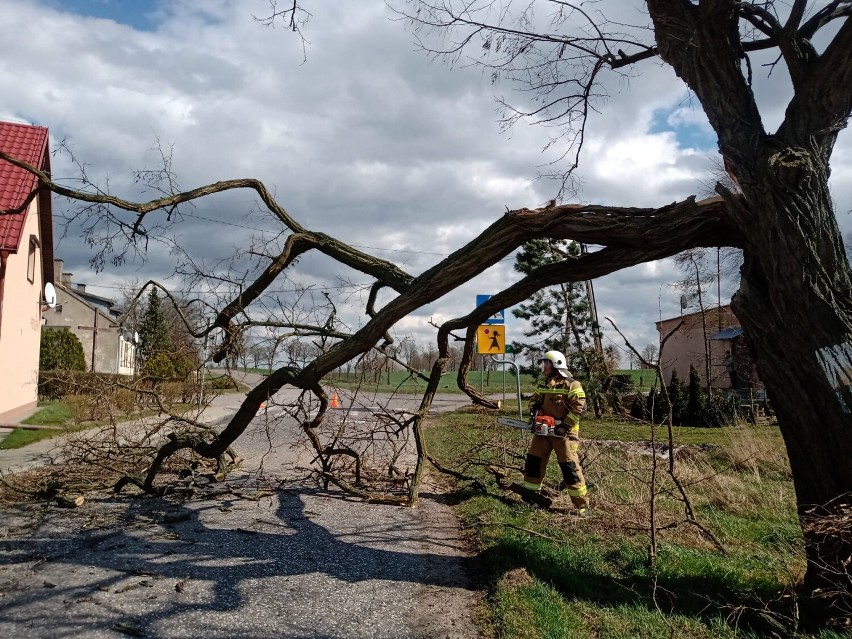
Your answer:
[476,295,506,395]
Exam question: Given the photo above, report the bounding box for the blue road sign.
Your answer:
[476,294,505,325]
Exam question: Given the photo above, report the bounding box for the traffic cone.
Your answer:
[330,392,340,408]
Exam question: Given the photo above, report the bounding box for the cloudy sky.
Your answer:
[2,0,850,365]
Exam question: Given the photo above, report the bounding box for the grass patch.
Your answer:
[0,427,61,449]
[425,407,843,638]
[612,368,657,392]
[2,399,199,450]
[324,369,538,395]
[21,401,73,426]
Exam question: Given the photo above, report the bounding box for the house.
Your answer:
[42,259,136,376]
[656,304,761,390]
[0,121,55,422]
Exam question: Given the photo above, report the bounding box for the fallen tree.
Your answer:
[2,0,851,625]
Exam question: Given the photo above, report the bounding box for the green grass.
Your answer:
[21,401,73,426]
[424,408,843,639]
[0,427,61,449]
[0,401,75,450]
[612,368,658,392]
[1,399,198,450]
[214,366,271,376]
[440,406,783,447]
[325,369,538,395]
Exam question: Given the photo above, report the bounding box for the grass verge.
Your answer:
[426,408,846,638]
[21,401,73,426]
[0,427,61,450]
[1,399,200,450]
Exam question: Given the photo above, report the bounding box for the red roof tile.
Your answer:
[0,121,49,252]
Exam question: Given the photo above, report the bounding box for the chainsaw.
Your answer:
[498,414,566,437]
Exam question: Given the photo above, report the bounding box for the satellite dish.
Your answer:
[680,294,688,310]
[133,331,140,344]
[44,282,57,309]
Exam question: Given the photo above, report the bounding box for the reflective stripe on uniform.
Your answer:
[564,412,580,426]
[566,388,585,400]
[566,484,587,497]
[522,481,542,491]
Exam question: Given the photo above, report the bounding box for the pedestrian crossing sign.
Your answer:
[476,294,505,325]
[477,324,505,354]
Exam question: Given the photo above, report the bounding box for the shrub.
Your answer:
[40,328,86,371]
[160,381,184,406]
[63,394,104,424]
[208,374,238,390]
[630,393,649,420]
[701,392,739,427]
[605,374,632,415]
[143,352,177,379]
[113,388,138,414]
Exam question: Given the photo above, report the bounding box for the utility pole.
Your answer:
[580,244,605,364]
[717,247,722,331]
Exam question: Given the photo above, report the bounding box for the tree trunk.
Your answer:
[733,169,852,619]
[645,0,852,619]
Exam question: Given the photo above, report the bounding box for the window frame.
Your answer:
[27,234,39,284]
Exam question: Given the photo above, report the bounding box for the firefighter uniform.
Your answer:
[522,373,589,511]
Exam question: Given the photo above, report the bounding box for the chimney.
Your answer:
[76,283,86,293]
[53,259,64,285]
[61,271,72,287]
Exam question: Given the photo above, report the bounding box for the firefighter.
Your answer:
[522,350,589,513]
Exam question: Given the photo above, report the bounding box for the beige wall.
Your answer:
[0,202,43,421]
[42,283,135,375]
[657,306,738,388]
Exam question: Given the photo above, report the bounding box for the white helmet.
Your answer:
[540,350,571,377]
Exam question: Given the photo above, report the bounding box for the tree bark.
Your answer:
[732,175,852,612]
[645,0,852,619]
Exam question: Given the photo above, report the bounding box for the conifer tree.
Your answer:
[137,287,169,366]
[511,239,592,371]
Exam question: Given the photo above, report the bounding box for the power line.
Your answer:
[180,211,450,256]
[78,282,360,295]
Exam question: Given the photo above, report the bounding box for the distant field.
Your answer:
[325,369,538,395]
[611,368,658,391]
[232,366,658,395]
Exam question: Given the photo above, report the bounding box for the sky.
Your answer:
[2,0,850,367]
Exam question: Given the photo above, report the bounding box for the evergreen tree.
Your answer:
[39,328,86,371]
[668,369,688,425]
[137,287,169,365]
[513,238,610,414]
[511,239,592,372]
[687,365,705,426]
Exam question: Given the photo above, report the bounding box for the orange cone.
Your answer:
[330,392,340,408]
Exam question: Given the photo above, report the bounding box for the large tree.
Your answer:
[2,0,851,622]
[403,0,852,618]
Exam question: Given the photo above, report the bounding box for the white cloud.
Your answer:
[2,0,850,364]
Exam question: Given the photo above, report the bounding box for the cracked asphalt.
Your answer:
[0,387,485,638]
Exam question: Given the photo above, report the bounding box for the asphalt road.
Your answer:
[0,386,484,639]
